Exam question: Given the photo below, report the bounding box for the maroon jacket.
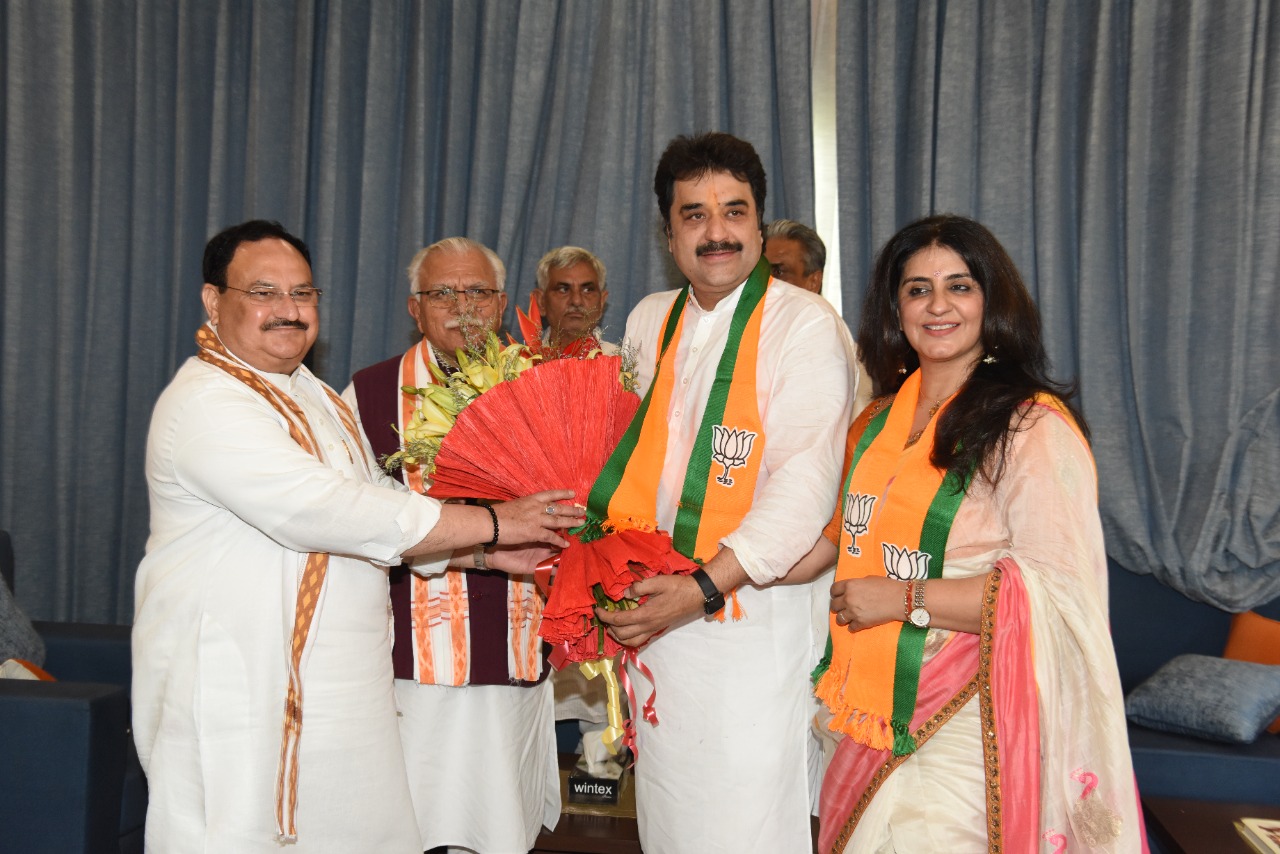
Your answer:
[351,352,547,686]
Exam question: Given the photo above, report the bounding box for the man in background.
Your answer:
[766,218,872,417]
[764,218,826,294]
[533,245,616,353]
[345,236,560,854]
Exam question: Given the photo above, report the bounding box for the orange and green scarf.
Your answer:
[813,370,970,755]
[584,258,771,617]
[815,372,1082,757]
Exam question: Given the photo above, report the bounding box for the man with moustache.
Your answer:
[593,134,854,852]
[132,221,579,853]
[529,245,623,730]
[345,236,562,854]
[532,245,617,354]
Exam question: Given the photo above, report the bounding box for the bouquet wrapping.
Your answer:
[393,336,696,751]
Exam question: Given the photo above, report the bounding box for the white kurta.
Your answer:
[623,279,854,853]
[134,352,442,854]
[396,679,560,853]
[342,345,561,853]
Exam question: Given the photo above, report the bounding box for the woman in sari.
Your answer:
[793,215,1145,852]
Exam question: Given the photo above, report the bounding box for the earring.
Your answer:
[897,365,908,375]
[981,354,997,365]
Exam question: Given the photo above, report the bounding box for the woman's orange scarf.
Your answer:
[814,369,969,754]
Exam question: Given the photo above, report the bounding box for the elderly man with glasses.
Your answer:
[343,236,561,854]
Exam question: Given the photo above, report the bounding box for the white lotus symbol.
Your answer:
[711,425,757,487]
[882,543,930,580]
[842,493,876,556]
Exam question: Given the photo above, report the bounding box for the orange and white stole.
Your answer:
[586,258,771,618]
[194,323,367,843]
[397,340,543,683]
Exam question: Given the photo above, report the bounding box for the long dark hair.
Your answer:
[856,214,1088,486]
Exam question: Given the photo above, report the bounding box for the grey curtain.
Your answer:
[835,0,1280,610]
[0,0,813,622]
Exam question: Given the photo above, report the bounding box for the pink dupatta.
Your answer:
[818,558,1041,853]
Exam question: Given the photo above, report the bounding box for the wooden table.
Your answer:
[1142,796,1280,853]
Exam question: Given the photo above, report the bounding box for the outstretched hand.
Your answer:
[595,574,703,648]
[493,489,584,549]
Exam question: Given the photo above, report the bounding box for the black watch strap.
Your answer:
[690,568,725,616]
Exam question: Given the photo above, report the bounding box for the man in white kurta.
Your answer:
[134,222,579,854]
[596,133,853,853]
[134,348,435,853]
[344,237,559,854]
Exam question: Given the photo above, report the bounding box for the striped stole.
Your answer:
[195,323,366,843]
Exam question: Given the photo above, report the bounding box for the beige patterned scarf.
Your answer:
[195,323,366,843]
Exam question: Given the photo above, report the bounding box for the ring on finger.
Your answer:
[545,504,556,515]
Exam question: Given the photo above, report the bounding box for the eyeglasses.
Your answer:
[413,287,500,306]
[224,285,323,306]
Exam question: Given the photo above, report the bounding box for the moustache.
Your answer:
[444,318,496,332]
[696,240,743,256]
[262,319,309,331]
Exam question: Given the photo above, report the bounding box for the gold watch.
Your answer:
[908,578,931,628]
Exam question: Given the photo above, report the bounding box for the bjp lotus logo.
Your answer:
[882,543,930,580]
[711,425,757,487]
[842,493,876,556]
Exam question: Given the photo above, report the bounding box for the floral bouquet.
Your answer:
[383,333,540,474]
[389,330,697,751]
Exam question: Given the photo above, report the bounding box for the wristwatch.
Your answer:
[908,578,931,628]
[690,568,726,616]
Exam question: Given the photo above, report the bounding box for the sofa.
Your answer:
[1109,560,1280,808]
[0,530,144,854]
